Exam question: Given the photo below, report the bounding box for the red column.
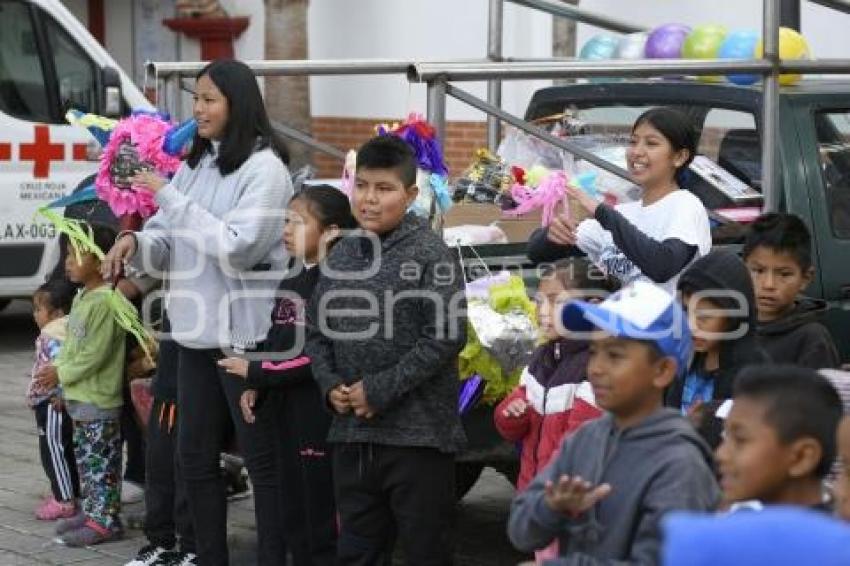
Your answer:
[162,17,250,61]
[87,0,105,45]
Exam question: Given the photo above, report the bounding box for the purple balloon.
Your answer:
[646,23,692,59]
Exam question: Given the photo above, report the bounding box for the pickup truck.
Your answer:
[456,77,850,497]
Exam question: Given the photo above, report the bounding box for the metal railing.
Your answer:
[146,0,850,215]
[506,0,646,34]
[147,58,434,161]
[488,0,649,152]
[417,0,850,212]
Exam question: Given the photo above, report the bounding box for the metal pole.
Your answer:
[781,58,850,72]
[160,74,178,120]
[507,0,645,33]
[780,0,802,29]
[270,121,347,161]
[155,74,169,115]
[408,59,774,82]
[147,59,417,79]
[446,83,636,184]
[487,0,504,152]
[427,79,448,152]
[763,0,781,211]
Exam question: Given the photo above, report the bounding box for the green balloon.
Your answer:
[682,24,728,59]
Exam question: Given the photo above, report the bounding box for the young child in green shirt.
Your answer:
[35,224,126,547]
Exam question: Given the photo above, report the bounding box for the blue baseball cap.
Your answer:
[561,280,692,377]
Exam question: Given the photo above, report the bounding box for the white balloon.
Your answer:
[617,32,649,60]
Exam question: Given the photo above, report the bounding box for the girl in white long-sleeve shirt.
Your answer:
[105,59,292,566]
[527,107,712,295]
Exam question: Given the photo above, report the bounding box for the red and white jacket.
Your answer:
[494,340,601,491]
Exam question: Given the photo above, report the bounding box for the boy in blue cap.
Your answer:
[508,280,720,565]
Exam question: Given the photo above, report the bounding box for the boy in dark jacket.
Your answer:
[742,213,840,368]
[666,250,769,448]
[508,281,720,565]
[305,136,467,565]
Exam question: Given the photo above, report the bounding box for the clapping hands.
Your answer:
[544,474,612,517]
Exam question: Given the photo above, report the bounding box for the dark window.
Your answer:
[42,9,98,114]
[0,0,51,121]
[814,111,850,239]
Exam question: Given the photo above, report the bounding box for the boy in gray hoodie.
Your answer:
[306,135,466,565]
[508,280,721,565]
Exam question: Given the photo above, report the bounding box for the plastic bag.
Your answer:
[459,271,538,403]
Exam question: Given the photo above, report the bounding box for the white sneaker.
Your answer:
[125,544,167,566]
[121,480,145,504]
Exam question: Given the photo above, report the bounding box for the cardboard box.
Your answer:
[444,203,542,243]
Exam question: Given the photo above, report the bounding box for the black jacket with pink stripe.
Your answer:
[247,262,320,389]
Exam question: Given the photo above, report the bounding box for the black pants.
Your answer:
[176,346,285,566]
[34,401,80,502]
[334,443,456,566]
[122,384,146,484]
[145,397,195,554]
[267,387,336,566]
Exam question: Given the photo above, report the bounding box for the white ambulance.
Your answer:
[0,0,151,311]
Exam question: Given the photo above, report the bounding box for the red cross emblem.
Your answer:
[0,142,10,161]
[20,125,65,178]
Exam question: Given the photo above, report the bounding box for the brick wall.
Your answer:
[311,117,487,178]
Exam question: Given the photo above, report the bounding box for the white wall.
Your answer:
[307,0,553,120]
[79,0,850,121]
[221,0,265,62]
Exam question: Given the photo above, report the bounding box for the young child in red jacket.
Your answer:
[495,259,612,562]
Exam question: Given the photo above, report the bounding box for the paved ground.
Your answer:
[0,300,527,565]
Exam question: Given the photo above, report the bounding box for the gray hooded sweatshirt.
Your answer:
[306,213,467,453]
[129,145,290,350]
[508,408,720,565]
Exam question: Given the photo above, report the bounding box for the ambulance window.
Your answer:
[43,14,98,114]
[0,1,51,121]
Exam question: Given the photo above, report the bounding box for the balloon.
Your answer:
[682,24,728,58]
[719,29,760,86]
[616,32,649,60]
[682,24,728,82]
[645,23,692,59]
[162,118,198,156]
[756,27,810,86]
[580,34,620,60]
[579,34,620,83]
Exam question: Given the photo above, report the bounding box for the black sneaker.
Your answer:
[125,544,169,566]
[153,551,197,566]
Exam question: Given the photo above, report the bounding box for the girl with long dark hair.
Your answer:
[104,59,291,566]
[528,107,712,293]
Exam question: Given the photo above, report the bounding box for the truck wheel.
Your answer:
[495,461,519,487]
[0,299,10,313]
[456,462,485,501]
